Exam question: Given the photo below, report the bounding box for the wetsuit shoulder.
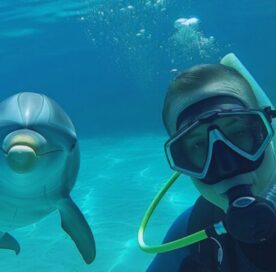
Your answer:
[146,206,194,272]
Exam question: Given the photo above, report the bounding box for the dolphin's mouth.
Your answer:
[1,129,63,173]
[2,145,63,156]
[2,130,45,153]
[6,144,37,173]
[2,129,63,155]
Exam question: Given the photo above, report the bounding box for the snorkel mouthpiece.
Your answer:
[225,184,276,244]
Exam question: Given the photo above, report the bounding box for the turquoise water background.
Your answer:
[0,0,275,271]
[1,136,198,271]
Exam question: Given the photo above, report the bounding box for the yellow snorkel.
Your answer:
[138,53,274,254]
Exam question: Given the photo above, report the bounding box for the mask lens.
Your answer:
[215,113,269,154]
[168,122,209,173]
[166,111,271,175]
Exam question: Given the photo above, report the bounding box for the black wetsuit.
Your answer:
[147,196,276,272]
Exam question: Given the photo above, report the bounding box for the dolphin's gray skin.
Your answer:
[0,92,96,264]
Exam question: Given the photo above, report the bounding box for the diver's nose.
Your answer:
[212,141,237,174]
[2,129,47,173]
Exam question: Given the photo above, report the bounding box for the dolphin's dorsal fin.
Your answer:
[0,232,20,255]
[57,197,96,264]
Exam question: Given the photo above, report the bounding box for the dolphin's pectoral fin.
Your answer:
[57,197,96,264]
[0,232,20,255]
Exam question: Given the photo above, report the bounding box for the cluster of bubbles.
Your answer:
[79,2,220,88]
[145,0,168,10]
[170,17,218,70]
[82,1,170,90]
[83,1,168,45]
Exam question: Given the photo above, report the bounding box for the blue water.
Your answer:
[0,0,275,271]
[1,135,198,271]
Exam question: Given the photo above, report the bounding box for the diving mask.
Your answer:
[165,105,276,184]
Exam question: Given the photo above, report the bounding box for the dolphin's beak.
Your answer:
[7,145,37,173]
[2,129,47,173]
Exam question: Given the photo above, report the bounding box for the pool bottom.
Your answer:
[0,134,198,272]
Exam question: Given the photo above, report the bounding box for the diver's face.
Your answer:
[167,86,275,211]
[169,92,276,211]
[191,142,276,212]
[182,115,255,171]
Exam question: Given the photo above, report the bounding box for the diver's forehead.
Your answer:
[166,89,258,135]
[176,95,247,130]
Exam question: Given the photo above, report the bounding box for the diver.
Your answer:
[139,54,276,271]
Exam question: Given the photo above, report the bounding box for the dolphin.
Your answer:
[0,92,96,264]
